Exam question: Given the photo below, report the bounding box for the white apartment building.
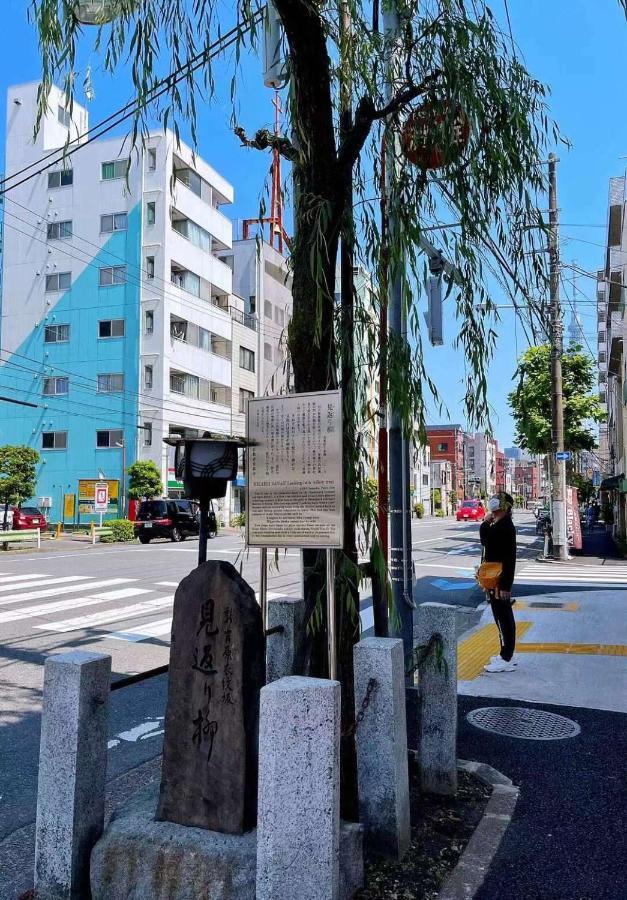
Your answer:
[465,432,497,497]
[412,441,432,515]
[0,82,283,523]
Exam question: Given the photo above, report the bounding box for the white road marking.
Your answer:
[109,617,173,643]
[413,562,475,572]
[0,585,143,624]
[0,573,49,584]
[0,575,90,595]
[412,538,441,545]
[36,595,174,633]
[0,577,134,608]
[360,604,374,632]
[89,588,152,601]
[156,581,179,587]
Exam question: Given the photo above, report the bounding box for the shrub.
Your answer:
[435,509,445,517]
[231,512,246,528]
[100,518,136,543]
[413,502,424,518]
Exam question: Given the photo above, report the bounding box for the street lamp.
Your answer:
[164,435,243,565]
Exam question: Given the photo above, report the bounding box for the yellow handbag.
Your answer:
[476,562,503,591]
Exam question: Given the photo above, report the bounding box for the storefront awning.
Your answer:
[599,474,627,492]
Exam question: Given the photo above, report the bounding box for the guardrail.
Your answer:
[0,528,41,549]
[91,524,113,545]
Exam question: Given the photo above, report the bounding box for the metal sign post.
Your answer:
[246,390,343,680]
[260,547,268,632]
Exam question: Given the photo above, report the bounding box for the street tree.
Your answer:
[31,0,587,811]
[508,344,606,455]
[0,445,39,530]
[127,460,163,501]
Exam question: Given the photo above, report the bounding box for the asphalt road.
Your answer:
[0,511,542,889]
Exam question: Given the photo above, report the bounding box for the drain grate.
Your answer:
[467,706,581,741]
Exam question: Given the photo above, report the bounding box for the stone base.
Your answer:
[90,785,364,900]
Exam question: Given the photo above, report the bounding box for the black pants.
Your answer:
[489,593,516,661]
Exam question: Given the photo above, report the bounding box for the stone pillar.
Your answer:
[35,650,111,900]
[353,637,410,858]
[414,602,457,796]
[257,676,340,900]
[266,596,306,682]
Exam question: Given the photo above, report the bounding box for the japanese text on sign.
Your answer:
[246,390,343,548]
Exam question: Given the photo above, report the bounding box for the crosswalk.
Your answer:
[516,562,627,587]
[0,570,175,643]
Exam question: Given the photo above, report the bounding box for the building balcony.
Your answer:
[169,230,232,295]
[171,180,232,250]
[169,336,232,385]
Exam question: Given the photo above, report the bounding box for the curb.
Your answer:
[437,759,519,900]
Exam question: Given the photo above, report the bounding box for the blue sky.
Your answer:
[1,0,625,447]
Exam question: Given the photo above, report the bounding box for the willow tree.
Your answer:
[32,0,566,812]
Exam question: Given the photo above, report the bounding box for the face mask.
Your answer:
[488,497,501,512]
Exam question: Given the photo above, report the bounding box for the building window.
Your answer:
[239,347,255,372]
[147,148,157,171]
[170,371,199,398]
[45,271,71,292]
[143,422,153,446]
[48,169,73,188]
[146,202,156,226]
[42,431,67,450]
[145,310,154,334]
[100,212,127,233]
[264,300,273,319]
[57,105,71,128]
[239,388,254,413]
[42,376,69,396]
[437,442,448,452]
[47,220,73,240]
[275,306,285,327]
[264,342,272,362]
[175,166,203,198]
[98,319,125,338]
[96,429,124,448]
[171,215,211,252]
[99,265,126,286]
[146,256,155,279]
[422,474,429,486]
[97,373,125,393]
[101,159,129,181]
[144,365,153,389]
[44,324,70,343]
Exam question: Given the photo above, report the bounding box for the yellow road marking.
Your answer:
[517,643,627,656]
[458,623,627,681]
[457,623,532,680]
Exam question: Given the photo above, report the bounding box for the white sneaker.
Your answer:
[490,654,518,666]
[484,658,516,673]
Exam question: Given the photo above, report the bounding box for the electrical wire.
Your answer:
[0,10,264,196]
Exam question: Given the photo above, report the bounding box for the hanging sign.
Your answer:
[246,390,343,549]
[401,100,470,169]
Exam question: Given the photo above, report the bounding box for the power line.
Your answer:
[0,11,264,197]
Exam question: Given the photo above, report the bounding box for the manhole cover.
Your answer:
[528,602,563,609]
[467,706,580,740]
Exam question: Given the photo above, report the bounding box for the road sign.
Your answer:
[555,451,572,462]
[94,482,109,512]
[593,470,601,487]
[246,390,343,549]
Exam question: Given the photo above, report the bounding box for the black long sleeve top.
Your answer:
[479,514,517,591]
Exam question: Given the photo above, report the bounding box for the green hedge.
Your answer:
[231,512,246,528]
[100,519,136,543]
[413,502,424,518]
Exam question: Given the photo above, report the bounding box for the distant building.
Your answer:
[426,425,466,500]
[412,441,431,515]
[430,459,453,515]
[514,459,541,504]
[465,432,497,497]
[495,449,506,493]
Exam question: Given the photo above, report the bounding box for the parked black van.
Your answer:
[135,499,217,543]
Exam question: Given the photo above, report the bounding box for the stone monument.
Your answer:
[156,560,265,833]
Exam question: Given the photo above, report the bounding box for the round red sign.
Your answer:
[401,101,470,169]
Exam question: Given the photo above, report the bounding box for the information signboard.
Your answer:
[246,390,343,548]
[94,482,109,512]
[78,479,119,515]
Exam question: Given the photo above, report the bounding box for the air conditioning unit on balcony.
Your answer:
[38,497,52,508]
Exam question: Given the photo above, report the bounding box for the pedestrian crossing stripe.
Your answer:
[0,575,90,595]
[0,573,49,585]
[0,583,142,624]
[0,577,134,607]
[109,617,173,643]
[36,595,174,634]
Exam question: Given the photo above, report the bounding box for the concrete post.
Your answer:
[266,595,306,682]
[257,676,341,900]
[35,650,111,899]
[414,603,457,796]
[353,637,410,859]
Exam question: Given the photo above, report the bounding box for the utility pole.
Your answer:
[384,2,414,664]
[548,153,569,560]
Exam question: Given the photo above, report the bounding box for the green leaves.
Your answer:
[127,459,163,499]
[0,445,40,507]
[508,343,606,454]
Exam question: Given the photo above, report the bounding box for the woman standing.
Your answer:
[480,492,517,673]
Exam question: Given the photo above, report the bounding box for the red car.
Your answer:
[10,506,48,532]
[456,500,485,522]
